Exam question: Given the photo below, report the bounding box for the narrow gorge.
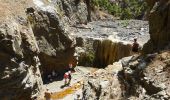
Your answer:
[0,0,169,100]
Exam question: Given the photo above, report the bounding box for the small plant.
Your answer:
[85,51,95,66]
[27,15,36,27]
[55,5,65,18]
[78,51,95,67]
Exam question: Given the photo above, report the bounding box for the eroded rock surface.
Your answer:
[143,0,170,53]
[83,62,123,100]
[27,6,74,76]
[120,52,170,99]
[83,51,170,100]
[0,0,43,99]
[28,0,102,76]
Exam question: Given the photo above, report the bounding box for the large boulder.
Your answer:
[51,0,99,24]
[26,0,100,76]
[120,52,170,99]
[27,6,75,76]
[82,62,123,100]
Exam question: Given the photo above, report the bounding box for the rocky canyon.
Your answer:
[0,0,169,100]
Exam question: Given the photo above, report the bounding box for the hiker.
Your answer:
[64,71,72,86]
[132,38,139,53]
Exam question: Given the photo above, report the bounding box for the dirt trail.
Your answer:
[43,66,98,100]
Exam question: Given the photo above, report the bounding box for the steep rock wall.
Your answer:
[0,1,43,99]
[143,0,170,53]
[26,0,100,76]
[27,7,75,76]
[52,0,99,24]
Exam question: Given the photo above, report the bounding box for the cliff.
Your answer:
[0,0,43,99]
[143,0,170,53]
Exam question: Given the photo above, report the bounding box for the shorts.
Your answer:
[64,74,69,79]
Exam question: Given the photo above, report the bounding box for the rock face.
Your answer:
[27,6,74,76]
[52,0,100,24]
[94,39,132,67]
[120,52,170,99]
[0,1,43,99]
[143,0,170,53]
[26,0,100,77]
[0,20,43,99]
[82,62,123,100]
[83,52,170,100]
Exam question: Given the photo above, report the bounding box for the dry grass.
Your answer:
[0,0,34,21]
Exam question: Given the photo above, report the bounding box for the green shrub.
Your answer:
[78,51,95,67]
[92,0,147,19]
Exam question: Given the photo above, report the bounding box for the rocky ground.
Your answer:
[82,51,170,100]
[43,66,98,100]
[70,19,149,45]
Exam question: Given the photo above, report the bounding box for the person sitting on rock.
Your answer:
[64,71,72,86]
[132,38,139,53]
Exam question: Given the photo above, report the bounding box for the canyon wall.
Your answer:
[143,0,170,53]
[0,0,43,99]
[29,0,101,76]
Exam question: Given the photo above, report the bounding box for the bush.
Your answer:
[78,51,95,67]
[92,0,147,19]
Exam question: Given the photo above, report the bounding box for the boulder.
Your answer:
[82,68,123,100]
[120,51,170,99]
[27,7,75,76]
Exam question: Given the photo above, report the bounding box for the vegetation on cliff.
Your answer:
[92,0,147,19]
